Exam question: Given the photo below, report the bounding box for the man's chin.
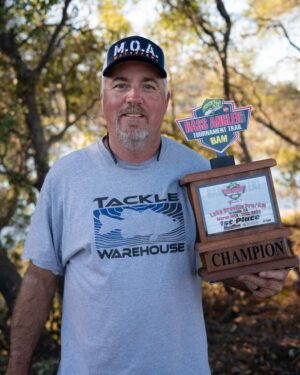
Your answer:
[116,129,149,150]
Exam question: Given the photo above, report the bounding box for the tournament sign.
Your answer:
[178,99,299,281]
[176,99,252,154]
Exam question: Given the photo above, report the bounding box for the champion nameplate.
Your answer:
[205,238,287,272]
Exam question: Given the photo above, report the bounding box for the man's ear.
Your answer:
[100,94,103,111]
[165,91,171,111]
[167,91,170,103]
[100,76,104,110]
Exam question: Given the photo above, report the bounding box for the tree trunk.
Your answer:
[18,81,49,190]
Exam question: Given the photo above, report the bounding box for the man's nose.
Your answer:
[126,86,143,104]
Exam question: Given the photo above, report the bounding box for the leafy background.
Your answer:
[0,0,299,373]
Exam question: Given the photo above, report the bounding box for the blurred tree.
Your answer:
[0,0,299,370]
[0,0,130,354]
[247,0,300,53]
[237,0,300,218]
[158,0,299,161]
[160,0,252,162]
[99,0,131,37]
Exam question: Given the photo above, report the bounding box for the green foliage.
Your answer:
[248,0,300,18]
[31,358,59,375]
[0,1,131,365]
[0,0,299,370]
[0,114,17,143]
[99,0,131,36]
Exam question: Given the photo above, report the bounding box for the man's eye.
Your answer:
[113,83,127,89]
[143,84,156,90]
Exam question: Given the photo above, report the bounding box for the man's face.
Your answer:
[101,61,169,151]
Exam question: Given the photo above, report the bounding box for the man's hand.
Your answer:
[236,269,289,298]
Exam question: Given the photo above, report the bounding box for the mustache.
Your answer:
[118,105,146,116]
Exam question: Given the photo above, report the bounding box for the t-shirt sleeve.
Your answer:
[23,173,64,275]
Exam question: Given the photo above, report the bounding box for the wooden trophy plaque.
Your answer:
[176,99,298,282]
[180,159,298,281]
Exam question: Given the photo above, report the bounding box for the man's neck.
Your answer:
[104,135,161,164]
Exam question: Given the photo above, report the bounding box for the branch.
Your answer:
[252,112,299,147]
[48,96,99,145]
[229,67,300,147]
[165,0,232,98]
[257,17,300,52]
[238,132,252,163]
[216,0,231,51]
[54,27,74,51]
[272,20,300,52]
[0,29,32,80]
[215,0,232,98]
[34,0,73,75]
[192,11,222,58]
[164,1,222,56]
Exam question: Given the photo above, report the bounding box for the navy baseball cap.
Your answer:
[102,35,167,78]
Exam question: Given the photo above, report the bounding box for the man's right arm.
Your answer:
[6,262,59,375]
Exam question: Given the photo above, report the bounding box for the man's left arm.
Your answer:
[224,269,289,298]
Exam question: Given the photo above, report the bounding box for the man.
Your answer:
[7,36,288,375]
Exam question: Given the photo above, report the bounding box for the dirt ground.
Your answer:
[204,269,300,375]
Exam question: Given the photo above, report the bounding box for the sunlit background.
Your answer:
[0,1,299,374]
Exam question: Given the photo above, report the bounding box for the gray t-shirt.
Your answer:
[23,136,211,375]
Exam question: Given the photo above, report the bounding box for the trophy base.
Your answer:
[199,256,299,282]
[195,228,299,282]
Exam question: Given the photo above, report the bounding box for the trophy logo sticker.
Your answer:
[222,182,246,201]
[176,99,252,154]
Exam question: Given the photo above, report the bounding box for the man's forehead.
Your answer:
[106,61,162,79]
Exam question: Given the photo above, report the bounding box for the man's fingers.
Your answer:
[237,273,285,295]
[258,269,288,281]
[237,274,263,286]
[241,279,258,291]
[252,287,278,299]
